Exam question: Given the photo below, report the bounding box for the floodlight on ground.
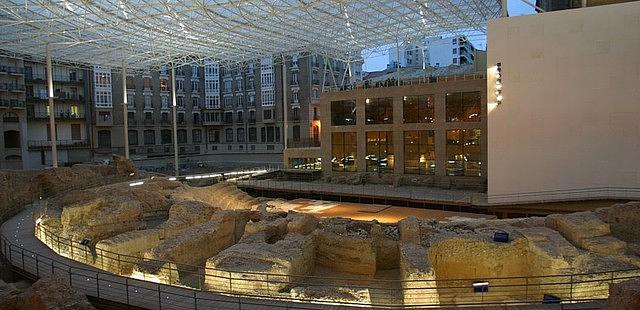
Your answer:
[472,281,489,293]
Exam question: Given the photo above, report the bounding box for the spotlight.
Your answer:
[493,230,510,243]
[495,62,503,104]
[496,94,503,101]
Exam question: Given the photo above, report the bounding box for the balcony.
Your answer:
[26,73,82,84]
[0,99,26,108]
[28,139,89,151]
[202,119,223,126]
[0,83,25,92]
[28,111,85,120]
[0,66,24,75]
[287,138,320,148]
[143,118,154,125]
[248,117,256,124]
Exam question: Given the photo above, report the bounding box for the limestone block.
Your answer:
[398,216,421,245]
[144,214,238,268]
[242,217,288,243]
[286,212,317,235]
[605,202,640,243]
[399,244,439,305]
[61,198,144,242]
[545,211,610,245]
[95,229,162,274]
[205,234,315,294]
[314,229,376,276]
[577,236,626,256]
[290,286,371,304]
[131,261,180,285]
[607,278,640,310]
[372,224,399,270]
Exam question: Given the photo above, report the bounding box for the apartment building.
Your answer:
[25,61,91,168]
[388,36,477,68]
[0,56,27,169]
[96,53,360,164]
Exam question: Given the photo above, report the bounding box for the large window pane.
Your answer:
[446,91,481,122]
[331,132,357,172]
[404,130,435,175]
[446,129,482,176]
[403,95,434,123]
[366,131,394,173]
[365,97,393,124]
[331,100,356,126]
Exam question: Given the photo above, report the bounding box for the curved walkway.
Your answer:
[0,204,338,310]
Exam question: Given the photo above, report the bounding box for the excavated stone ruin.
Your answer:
[34,179,640,306]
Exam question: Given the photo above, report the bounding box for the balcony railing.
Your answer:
[0,66,24,75]
[28,139,89,150]
[26,74,82,83]
[0,99,26,108]
[28,111,84,120]
[0,83,25,91]
[287,138,320,148]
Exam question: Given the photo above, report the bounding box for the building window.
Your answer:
[237,128,245,142]
[208,129,220,143]
[161,129,172,144]
[248,127,257,142]
[192,129,202,143]
[176,79,184,91]
[97,130,111,148]
[237,111,244,123]
[266,126,275,142]
[192,97,198,108]
[177,96,184,108]
[144,95,152,108]
[177,129,187,144]
[160,79,168,91]
[292,107,300,121]
[144,130,155,145]
[145,112,152,120]
[193,113,200,124]
[263,109,272,120]
[453,58,458,64]
[225,128,234,142]
[365,97,393,124]
[191,80,198,92]
[330,100,356,126]
[71,124,81,140]
[3,130,20,148]
[161,112,169,123]
[446,91,481,122]
[453,48,457,54]
[224,112,233,124]
[261,127,266,142]
[331,132,357,172]
[366,131,394,173]
[446,129,482,176]
[404,130,435,175]
[178,112,185,124]
[292,125,300,141]
[403,95,435,123]
[128,130,138,145]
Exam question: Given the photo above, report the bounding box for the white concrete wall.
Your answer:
[487,2,640,204]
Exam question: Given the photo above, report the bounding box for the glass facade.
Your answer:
[404,130,435,175]
[331,132,357,172]
[445,91,481,122]
[365,97,393,124]
[403,95,434,123]
[289,158,322,170]
[366,131,394,173]
[446,129,482,176]
[331,100,356,126]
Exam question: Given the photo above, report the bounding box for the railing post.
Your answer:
[570,274,573,301]
[194,291,197,310]
[51,258,54,275]
[69,266,72,287]
[21,248,24,270]
[125,277,130,305]
[158,285,161,310]
[96,272,100,298]
[35,254,39,277]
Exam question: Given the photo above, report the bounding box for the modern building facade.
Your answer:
[388,36,477,69]
[535,0,636,11]
[487,0,640,203]
[314,74,487,190]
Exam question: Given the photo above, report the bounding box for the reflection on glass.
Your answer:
[331,132,357,172]
[446,91,481,122]
[365,97,393,124]
[403,95,435,123]
[289,157,322,170]
[404,130,435,175]
[366,131,394,173]
[446,129,482,176]
[331,100,356,126]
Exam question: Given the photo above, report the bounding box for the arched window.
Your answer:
[177,129,187,144]
[225,128,233,142]
[192,129,202,143]
[144,130,155,145]
[237,128,245,142]
[161,129,172,144]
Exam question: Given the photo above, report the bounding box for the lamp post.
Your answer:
[122,65,129,159]
[171,65,179,176]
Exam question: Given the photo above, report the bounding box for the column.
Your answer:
[122,65,129,158]
[171,65,179,176]
[282,56,288,149]
[46,44,58,168]
[501,0,508,17]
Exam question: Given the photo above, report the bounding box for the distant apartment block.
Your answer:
[388,36,477,68]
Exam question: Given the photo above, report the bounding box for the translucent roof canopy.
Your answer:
[0,0,502,69]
